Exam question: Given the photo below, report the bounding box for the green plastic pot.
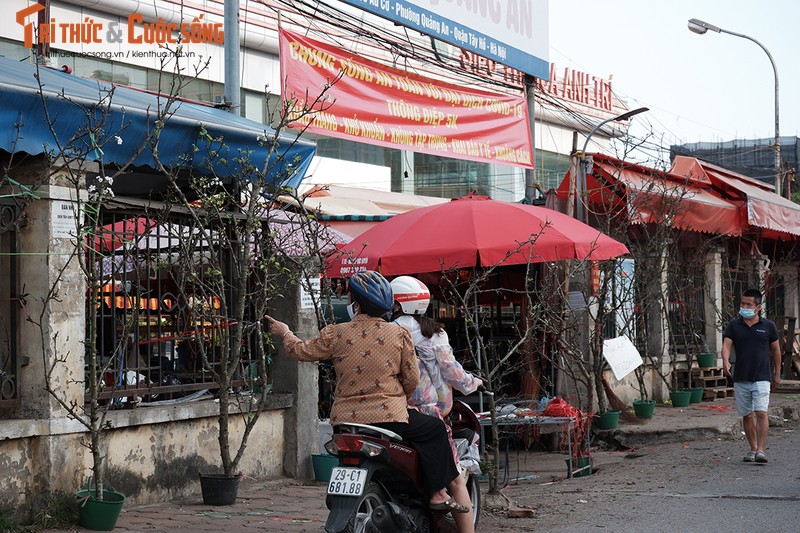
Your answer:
[566,455,592,477]
[76,489,125,531]
[632,399,656,419]
[689,387,704,404]
[597,410,620,430]
[312,453,339,482]
[697,353,716,368]
[669,389,692,408]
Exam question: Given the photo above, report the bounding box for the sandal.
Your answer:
[429,498,470,513]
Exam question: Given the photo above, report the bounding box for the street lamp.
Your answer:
[574,107,649,223]
[688,18,782,196]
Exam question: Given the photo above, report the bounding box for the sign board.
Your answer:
[337,0,549,79]
[51,200,79,239]
[281,29,533,169]
[602,335,643,381]
[300,277,322,309]
[567,291,586,311]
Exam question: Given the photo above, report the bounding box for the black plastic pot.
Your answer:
[199,473,241,506]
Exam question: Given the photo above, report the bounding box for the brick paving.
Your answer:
[118,479,329,532]
[41,393,800,533]
[44,478,330,533]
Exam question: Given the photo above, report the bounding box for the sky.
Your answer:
[548,0,798,159]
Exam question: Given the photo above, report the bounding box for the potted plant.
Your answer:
[20,90,141,528]
[685,334,713,403]
[632,398,656,419]
[696,352,716,368]
[668,388,692,408]
[163,168,281,505]
[30,168,129,529]
[159,112,325,504]
[596,409,621,430]
[20,58,233,526]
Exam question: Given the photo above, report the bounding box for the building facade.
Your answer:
[0,0,643,514]
[2,0,630,200]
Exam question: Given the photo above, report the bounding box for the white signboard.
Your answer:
[602,335,643,381]
[337,0,549,78]
[51,200,79,239]
[567,291,587,311]
[300,277,322,309]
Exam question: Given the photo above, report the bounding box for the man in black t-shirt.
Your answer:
[722,289,781,464]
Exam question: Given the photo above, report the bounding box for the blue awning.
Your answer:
[0,56,315,189]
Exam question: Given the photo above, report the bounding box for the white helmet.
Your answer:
[390,276,431,316]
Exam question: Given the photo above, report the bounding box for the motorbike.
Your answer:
[322,398,485,533]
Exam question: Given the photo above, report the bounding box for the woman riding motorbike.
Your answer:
[265,270,469,514]
[390,275,483,533]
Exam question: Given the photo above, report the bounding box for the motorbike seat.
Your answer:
[451,427,477,441]
[333,423,406,443]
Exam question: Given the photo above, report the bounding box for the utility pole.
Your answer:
[557,131,580,399]
[224,0,241,116]
[37,0,50,63]
[524,75,537,203]
[566,132,579,218]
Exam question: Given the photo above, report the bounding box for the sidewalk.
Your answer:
[45,393,800,533]
[596,391,800,449]
[51,478,331,533]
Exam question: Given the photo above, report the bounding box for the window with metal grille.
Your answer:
[88,210,272,405]
[667,251,707,355]
[0,218,20,411]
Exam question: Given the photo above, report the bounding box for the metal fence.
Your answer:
[0,205,20,410]
[89,209,267,405]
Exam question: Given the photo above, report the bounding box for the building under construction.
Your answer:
[671,136,799,190]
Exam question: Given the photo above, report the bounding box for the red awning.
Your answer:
[672,156,800,239]
[557,154,742,236]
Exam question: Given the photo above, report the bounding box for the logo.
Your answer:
[388,443,412,454]
[14,6,223,49]
[16,4,45,49]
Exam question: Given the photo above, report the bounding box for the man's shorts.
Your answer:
[733,381,771,416]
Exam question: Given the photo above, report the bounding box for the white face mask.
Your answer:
[346,302,357,320]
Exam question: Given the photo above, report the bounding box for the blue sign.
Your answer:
[338,0,550,80]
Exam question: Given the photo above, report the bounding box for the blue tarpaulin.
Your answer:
[0,56,315,189]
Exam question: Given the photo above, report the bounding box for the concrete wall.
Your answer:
[603,366,666,406]
[0,396,290,510]
[16,182,87,420]
[0,162,314,515]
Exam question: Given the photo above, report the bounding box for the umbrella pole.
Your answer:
[473,268,483,415]
[472,268,491,455]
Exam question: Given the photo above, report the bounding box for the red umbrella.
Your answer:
[93,217,156,252]
[326,194,629,277]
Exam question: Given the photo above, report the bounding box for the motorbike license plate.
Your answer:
[326,467,367,496]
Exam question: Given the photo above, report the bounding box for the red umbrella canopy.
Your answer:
[326,194,629,277]
[93,217,157,252]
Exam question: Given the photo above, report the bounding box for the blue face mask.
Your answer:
[739,307,757,319]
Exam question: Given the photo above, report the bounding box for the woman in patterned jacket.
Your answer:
[266,270,468,514]
[391,275,483,533]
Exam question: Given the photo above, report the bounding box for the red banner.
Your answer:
[279,29,533,169]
